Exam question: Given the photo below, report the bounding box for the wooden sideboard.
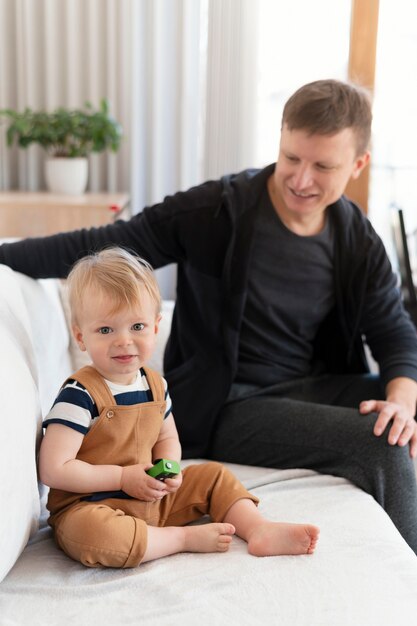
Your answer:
[0,192,130,237]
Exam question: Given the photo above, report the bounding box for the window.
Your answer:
[253,0,352,168]
[369,0,417,262]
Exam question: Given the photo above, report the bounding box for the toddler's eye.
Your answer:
[99,327,112,334]
[132,323,145,331]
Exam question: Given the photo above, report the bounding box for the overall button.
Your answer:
[106,410,114,419]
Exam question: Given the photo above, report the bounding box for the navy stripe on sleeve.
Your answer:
[42,418,88,435]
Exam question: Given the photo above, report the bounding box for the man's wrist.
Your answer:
[386,377,417,416]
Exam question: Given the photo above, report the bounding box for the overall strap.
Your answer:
[142,366,165,403]
[70,365,116,415]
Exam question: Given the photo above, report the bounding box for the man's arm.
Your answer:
[360,226,417,383]
[0,180,222,278]
[352,221,417,456]
[0,210,166,278]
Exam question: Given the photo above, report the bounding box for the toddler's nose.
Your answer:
[114,331,133,346]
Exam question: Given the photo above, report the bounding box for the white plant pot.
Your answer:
[45,157,88,194]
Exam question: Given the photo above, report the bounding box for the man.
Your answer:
[1,79,417,552]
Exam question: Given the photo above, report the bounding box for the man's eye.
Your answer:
[98,327,112,334]
[132,323,145,331]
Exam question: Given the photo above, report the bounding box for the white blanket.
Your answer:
[1,463,417,626]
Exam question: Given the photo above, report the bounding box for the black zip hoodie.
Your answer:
[1,164,417,457]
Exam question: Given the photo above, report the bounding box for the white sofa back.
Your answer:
[0,267,71,581]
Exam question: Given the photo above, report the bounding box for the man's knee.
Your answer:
[355,414,414,475]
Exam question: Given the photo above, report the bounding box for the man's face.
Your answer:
[271,124,369,229]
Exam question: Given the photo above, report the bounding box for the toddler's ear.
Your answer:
[154,313,162,334]
[72,325,87,352]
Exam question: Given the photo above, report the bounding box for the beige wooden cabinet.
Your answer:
[0,192,130,237]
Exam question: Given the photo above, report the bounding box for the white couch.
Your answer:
[1,265,417,626]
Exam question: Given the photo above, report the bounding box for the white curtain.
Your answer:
[130,0,204,210]
[0,0,258,295]
[0,0,205,210]
[203,0,258,180]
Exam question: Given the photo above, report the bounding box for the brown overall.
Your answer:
[47,365,257,568]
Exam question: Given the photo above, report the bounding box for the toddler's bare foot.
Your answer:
[183,523,235,553]
[247,521,319,557]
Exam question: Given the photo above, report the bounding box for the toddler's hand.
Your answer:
[121,463,168,501]
[163,471,183,494]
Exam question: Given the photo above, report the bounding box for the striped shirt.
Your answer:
[43,368,172,434]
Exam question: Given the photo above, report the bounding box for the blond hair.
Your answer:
[282,79,372,155]
[67,247,161,324]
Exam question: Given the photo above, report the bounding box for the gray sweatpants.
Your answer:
[209,373,417,554]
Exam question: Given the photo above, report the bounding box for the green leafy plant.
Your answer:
[0,99,122,158]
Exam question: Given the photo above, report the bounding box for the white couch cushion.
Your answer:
[0,268,74,582]
[148,299,174,372]
[0,266,42,582]
[15,274,73,415]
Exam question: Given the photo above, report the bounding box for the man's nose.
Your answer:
[292,165,313,189]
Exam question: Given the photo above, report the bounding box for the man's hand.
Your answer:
[360,399,417,458]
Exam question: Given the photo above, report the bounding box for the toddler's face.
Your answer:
[72,289,160,385]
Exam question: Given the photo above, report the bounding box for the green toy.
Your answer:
[146,459,181,481]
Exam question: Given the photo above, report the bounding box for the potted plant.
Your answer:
[0,99,122,194]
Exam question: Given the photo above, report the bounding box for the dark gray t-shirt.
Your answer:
[236,190,335,386]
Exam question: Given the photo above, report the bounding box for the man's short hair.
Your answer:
[282,79,372,155]
[67,247,161,324]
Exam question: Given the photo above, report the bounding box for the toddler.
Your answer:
[39,247,319,567]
